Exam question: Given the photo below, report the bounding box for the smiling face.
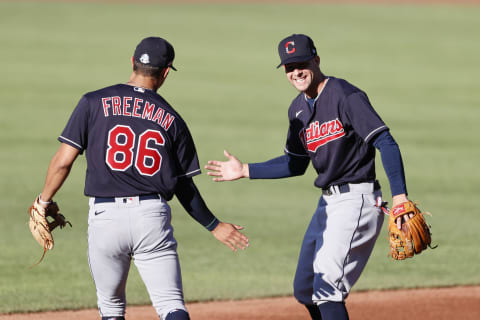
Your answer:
[284,56,322,98]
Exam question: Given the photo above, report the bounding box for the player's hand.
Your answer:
[392,194,414,230]
[211,222,249,251]
[205,150,249,181]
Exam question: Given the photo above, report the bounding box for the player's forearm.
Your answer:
[372,131,407,196]
[248,154,309,179]
[40,144,79,201]
[41,170,71,203]
[41,157,73,201]
[175,177,219,231]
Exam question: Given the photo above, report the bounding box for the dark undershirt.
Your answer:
[175,177,219,231]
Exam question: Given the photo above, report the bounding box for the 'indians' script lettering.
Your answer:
[302,118,345,152]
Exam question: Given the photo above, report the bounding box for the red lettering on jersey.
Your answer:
[305,122,317,141]
[102,97,111,117]
[305,118,345,152]
[112,96,121,115]
[327,120,336,135]
[102,96,174,130]
[161,113,175,131]
[299,130,307,150]
[142,101,155,120]
[123,97,132,116]
[320,122,328,137]
[336,119,343,129]
[132,98,143,118]
[152,107,165,124]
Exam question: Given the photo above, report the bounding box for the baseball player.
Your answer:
[205,34,411,320]
[33,36,249,320]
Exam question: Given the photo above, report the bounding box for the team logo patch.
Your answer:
[301,118,346,152]
[285,41,296,54]
[139,53,150,64]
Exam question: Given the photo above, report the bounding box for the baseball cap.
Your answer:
[134,37,177,71]
[277,34,317,68]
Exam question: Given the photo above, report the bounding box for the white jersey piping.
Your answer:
[58,136,83,150]
[365,125,387,142]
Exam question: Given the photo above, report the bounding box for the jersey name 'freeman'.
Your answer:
[101,95,175,131]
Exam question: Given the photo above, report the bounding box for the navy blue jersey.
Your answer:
[285,77,388,189]
[59,84,201,200]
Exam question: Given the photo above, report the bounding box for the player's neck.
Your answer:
[127,73,164,92]
[305,73,326,99]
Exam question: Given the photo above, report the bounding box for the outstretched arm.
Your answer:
[175,177,249,251]
[205,150,309,181]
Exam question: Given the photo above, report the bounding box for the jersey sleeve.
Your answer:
[175,177,219,231]
[248,153,309,179]
[174,126,201,179]
[373,130,407,196]
[58,95,90,154]
[285,116,309,157]
[342,91,388,143]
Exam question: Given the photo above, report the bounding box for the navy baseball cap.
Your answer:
[134,37,177,71]
[277,34,317,68]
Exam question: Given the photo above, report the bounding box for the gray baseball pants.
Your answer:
[293,181,384,305]
[87,196,188,319]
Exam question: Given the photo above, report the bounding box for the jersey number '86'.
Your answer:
[106,125,164,176]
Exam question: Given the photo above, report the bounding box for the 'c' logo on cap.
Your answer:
[285,41,296,54]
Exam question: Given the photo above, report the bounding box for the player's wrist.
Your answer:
[242,163,250,178]
[206,218,220,231]
[38,194,52,205]
[392,194,408,207]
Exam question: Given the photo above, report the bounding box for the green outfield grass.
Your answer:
[1,0,479,314]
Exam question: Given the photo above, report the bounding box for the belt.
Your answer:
[94,194,160,204]
[322,180,380,196]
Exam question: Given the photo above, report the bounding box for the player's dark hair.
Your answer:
[133,61,165,78]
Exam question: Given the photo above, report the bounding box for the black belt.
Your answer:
[94,194,160,204]
[322,180,380,196]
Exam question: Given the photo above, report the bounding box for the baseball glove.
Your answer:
[28,197,71,266]
[388,200,433,260]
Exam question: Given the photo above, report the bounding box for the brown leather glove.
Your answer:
[28,197,71,266]
[388,200,433,260]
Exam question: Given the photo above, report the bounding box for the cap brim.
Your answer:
[170,65,177,71]
[276,54,316,68]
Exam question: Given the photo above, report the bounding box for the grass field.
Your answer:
[1,0,479,314]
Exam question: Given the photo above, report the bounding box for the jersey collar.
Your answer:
[303,77,329,105]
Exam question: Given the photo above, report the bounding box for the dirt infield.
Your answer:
[1,286,479,319]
